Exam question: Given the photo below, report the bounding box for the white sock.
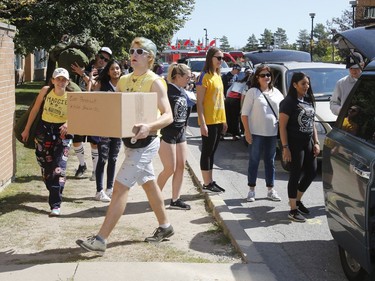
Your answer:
[74,143,85,166]
[159,223,171,229]
[91,148,99,171]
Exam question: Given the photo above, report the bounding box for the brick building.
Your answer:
[0,22,16,190]
[354,0,375,27]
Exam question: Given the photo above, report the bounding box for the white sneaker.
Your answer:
[95,190,111,202]
[105,188,113,199]
[267,189,281,201]
[90,171,96,181]
[247,190,255,202]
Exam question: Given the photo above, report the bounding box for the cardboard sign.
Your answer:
[67,92,157,138]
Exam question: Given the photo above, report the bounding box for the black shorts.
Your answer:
[160,127,186,144]
[72,135,99,145]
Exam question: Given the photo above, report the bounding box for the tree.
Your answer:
[311,23,331,61]
[259,29,273,49]
[220,35,231,52]
[273,28,288,49]
[243,34,258,51]
[1,0,195,57]
[296,30,309,52]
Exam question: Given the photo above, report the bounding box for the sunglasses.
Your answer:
[213,56,223,61]
[259,73,271,78]
[129,48,149,55]
[98,54,110,62]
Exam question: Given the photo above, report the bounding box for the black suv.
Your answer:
[322,25,375,281]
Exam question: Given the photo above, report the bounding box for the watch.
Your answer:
[282,144,289,148]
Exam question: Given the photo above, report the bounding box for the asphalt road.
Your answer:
[186,112,347,281]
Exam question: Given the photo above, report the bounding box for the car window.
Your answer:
[188,60,229,72]
[338,76,375,142]
[286,68,347,99]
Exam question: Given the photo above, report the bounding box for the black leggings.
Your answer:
[200,123,223,171]
[287,139,317,199]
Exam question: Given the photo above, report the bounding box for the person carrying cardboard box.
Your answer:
[76,37,174,255]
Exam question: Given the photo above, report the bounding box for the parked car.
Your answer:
[244,49,311,66]
[322,25,375,281]
[265,61,347,169]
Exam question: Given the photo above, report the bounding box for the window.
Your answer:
[340,76,375,142]
[34,49,47,69]
[14,54,23,70]
[364,7,375,19]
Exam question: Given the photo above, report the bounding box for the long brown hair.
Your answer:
[203,47,222,75]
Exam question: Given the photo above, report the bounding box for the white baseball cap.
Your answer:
[99,47,112,57]
[52,68,69,79]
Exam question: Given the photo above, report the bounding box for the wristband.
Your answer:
[282,144,289,148]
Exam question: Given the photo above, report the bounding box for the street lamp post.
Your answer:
[309,13,315,62]
[349,1,357,28]
[203,28,208,48]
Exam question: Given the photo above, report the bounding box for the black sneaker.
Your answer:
[144,225,174,243]
[170,199,191,210]
[75,163,87,178]
[288,209,306,222]
[212,181,225,192]
[297,201,310,215]
[202,182,222,193]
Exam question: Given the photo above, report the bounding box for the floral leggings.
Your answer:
[35,121,71,210]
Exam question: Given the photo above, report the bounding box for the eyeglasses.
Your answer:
[129,48,149,55]
[213,56,223,61]
[98,54,110,62]
[258,73,271,78]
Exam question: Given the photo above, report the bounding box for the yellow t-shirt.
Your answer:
[197,71,226,125]
[42,89,68,123]
[117,70,164,93]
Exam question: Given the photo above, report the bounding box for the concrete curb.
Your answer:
[185,147,270,266]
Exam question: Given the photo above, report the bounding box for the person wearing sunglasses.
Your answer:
[196,46,227,193]
[76,37,174,255]
[241,64,284,203]
[70,46,112,182]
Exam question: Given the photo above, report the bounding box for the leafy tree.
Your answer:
[296,30,309,52]
[243,34,258,51]
[1,0,195,57]
[273,28,288,49]
[259,29,273,48]
[220,35,231,52]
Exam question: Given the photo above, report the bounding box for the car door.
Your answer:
[323,73,375,274]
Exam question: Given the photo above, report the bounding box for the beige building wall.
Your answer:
[0,22,16,190]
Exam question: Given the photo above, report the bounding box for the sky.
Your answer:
[172,0,353,49]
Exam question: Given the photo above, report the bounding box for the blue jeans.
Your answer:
[247,135,277,188]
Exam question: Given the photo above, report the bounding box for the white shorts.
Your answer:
[115,137,160,188]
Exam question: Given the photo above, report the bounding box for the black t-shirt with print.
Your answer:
[279,95,315,142]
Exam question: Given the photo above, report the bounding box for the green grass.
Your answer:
[15,81,44,106]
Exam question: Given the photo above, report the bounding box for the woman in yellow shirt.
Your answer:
[196,47,227,193]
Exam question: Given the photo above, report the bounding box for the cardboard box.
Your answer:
[67,92,157,138]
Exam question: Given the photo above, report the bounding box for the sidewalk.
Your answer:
[0,142,276,281]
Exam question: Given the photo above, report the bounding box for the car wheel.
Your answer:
[338,245,368,281]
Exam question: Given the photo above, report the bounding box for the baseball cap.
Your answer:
[233,64,241,71]
[346,52,363,69]
[52,68,69,79]
[99,47,112,57]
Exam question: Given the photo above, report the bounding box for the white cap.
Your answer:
[52,68,69,79]
[99,47,112,56]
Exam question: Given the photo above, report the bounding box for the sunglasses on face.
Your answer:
[98,54,110,62]
[258,73,271,78]
[213,56,223,61]
[129,48,149,55]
